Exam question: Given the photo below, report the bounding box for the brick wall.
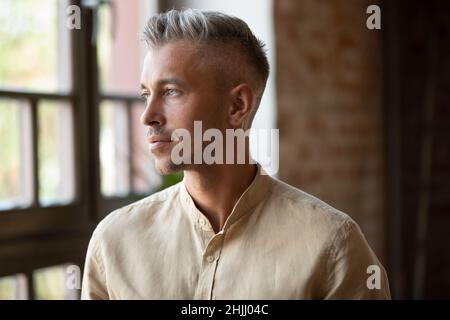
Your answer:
[275,0,386,259]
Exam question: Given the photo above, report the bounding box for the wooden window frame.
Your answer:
[0,0,165,298]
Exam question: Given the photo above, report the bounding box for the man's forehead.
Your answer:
[141,41,203,86]
[144,41,201,71]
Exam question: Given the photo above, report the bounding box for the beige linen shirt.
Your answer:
[81,164,390,299]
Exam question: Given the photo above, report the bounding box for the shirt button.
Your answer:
[199,219,206,226]
[206,255,215,263]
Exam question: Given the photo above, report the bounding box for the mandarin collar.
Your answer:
[179,163,273,232]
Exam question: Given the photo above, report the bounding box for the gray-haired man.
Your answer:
[81,9,390,300]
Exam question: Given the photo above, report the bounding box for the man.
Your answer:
[81,9,390,299]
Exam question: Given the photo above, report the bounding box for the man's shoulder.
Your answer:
[267,176,355,234]
[92,182,183,240]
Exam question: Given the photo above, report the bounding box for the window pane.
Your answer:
[97,0,157,95]
[33,265,65,300]
[0,0,71,92]
[100,101,130,196]
[0,98,32,209]
[131,103,162,194]
[38,101,75,206]
[0,275,17,300]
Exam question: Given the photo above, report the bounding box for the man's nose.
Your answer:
[140,96,165,127]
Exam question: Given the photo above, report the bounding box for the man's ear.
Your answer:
[228,84,254,128]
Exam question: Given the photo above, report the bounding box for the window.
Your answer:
[33,265,75,300]
[38,100,75,206]
[99,101,162,197]
[0,0,71,92]
[0,0,179,299]
[96,0,162,202]
[0,98,32,209]
[0,275,18,300]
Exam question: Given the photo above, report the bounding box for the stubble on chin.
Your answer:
[154,157,188,175]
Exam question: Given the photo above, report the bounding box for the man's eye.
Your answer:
[165,89,180,97]
[141,93,149,101]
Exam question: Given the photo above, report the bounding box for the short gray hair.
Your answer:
[141,9,269,126]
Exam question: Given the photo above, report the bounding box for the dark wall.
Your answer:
[385,0,450,299]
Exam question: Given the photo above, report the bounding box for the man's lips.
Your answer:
[147,136,172,143]
[147,136,173,151]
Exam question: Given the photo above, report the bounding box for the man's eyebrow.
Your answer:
[158,77,187,87]
[140,78,187,90]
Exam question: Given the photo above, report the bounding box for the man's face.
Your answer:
[140,40,229,174]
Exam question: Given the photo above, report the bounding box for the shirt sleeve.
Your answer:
[322,219,391,299]
[81,230,109,300]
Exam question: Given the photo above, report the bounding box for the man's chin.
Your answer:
[154,159,186,175]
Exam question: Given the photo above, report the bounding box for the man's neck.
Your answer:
[183,163,257,233]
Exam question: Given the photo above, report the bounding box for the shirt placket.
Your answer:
[194,219,225,300]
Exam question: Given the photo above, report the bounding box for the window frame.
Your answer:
[0,0,162,298]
